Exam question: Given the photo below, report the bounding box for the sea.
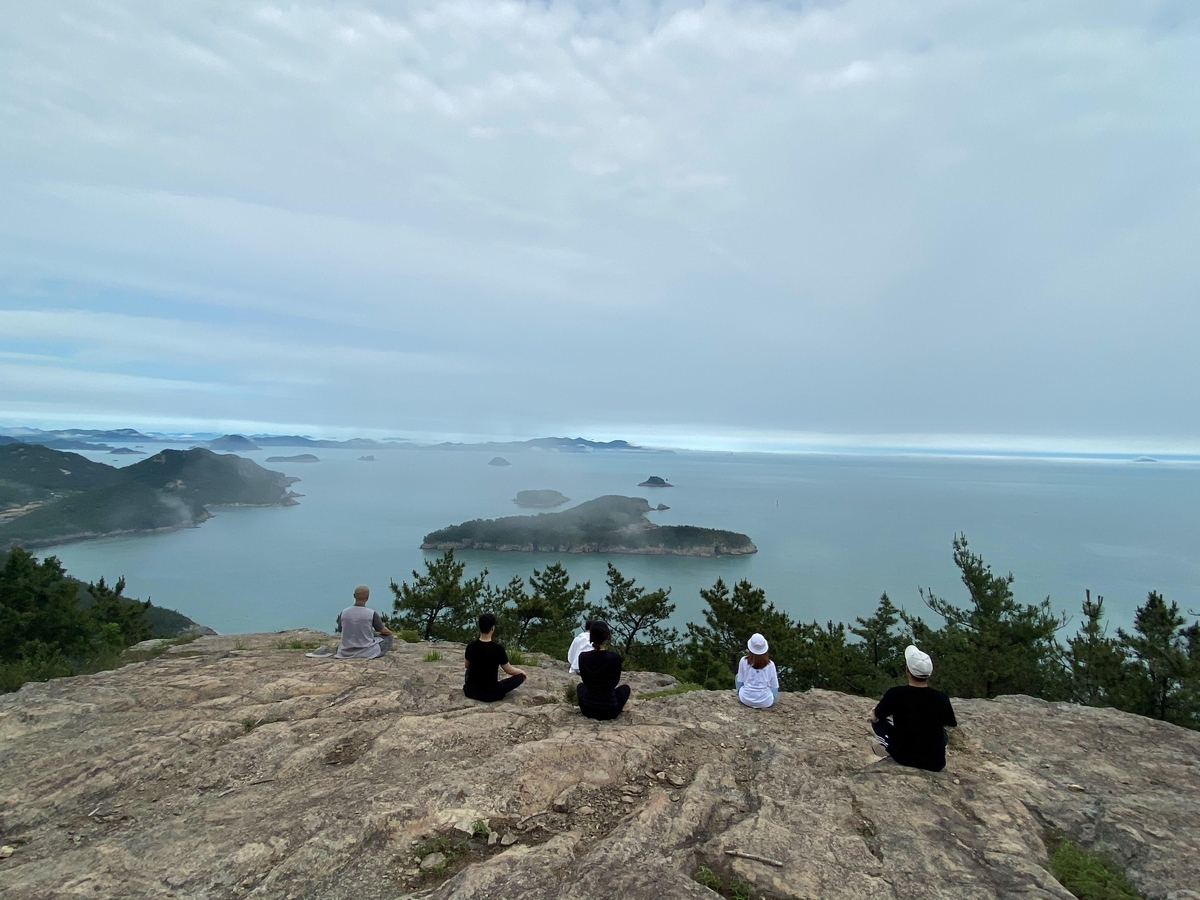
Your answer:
[36,446,1200,637]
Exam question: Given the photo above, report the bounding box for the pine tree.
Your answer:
[850,592,907,688]
[1064,591,1127,708]
[389,550,488,641]
[587,564,678,662]
[520,563,589,654]
[907,534,1064,699]
[1119,592,1198,727]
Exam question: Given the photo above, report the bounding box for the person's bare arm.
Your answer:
[502,663,525,677]
[379,624,392,636]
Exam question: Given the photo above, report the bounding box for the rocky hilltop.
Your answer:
[1,633,1196,900]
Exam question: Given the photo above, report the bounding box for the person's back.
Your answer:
[576,621,630,720]
[335,585,390,659]
[870,646,957,771]
[463,613,526,702]
[736,634,779,709]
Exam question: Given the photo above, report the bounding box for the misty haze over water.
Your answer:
[36,446,1200,636]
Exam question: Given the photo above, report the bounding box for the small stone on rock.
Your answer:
[667,774,685,786]
[419,852,446,871]
[487,831,499,846]
[576,806,595,816]
[0,845,14,859]
[500,833,518,846]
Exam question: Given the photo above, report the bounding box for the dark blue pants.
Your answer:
[577,683,631,720]
[873,719,949,749]
[464,672,526,702]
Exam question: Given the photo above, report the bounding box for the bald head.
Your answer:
[353,585,370,604]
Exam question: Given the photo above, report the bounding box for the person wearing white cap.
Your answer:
[868,645,957,771]
[735,633,779,709]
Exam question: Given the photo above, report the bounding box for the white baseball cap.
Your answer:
[905,645,933,678]
[747,633,769,655]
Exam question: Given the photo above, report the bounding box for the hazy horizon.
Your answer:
[3,1,1199,441]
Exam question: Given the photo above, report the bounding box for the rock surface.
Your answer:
[0,633,1197,900]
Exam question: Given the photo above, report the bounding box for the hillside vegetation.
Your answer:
[0,446,298,548]
[0,547,205,692]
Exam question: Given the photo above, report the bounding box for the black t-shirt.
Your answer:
[874,685,957,772]
[578,649,623,705]
[464,639,509,698]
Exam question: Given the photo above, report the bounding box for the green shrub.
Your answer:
[1048,839,1143,900]
[507,649,526,666]
[396,629,421,643]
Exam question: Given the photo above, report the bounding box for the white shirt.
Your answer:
[567,630,594,674]
[736,657,779,709]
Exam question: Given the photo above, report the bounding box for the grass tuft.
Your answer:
[423,650,443,662]
[274,639,322,650]
[507,650,526,666]
[641,682,705,700]
[563,683,578,705]
[1048,838,1143,900]
[692,865,759,900]
[240,714,281,733]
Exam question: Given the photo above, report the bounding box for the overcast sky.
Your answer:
[1,1,1198,450]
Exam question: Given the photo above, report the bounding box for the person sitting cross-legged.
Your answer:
[334,585,392,659]
[868,645,957,772]
[463,613,526,703]
[576,621,631,721]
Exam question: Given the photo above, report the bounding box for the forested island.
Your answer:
[265,454,320,463]
[421,495,755,556]
[0,444,299,548]
[513,489,570,508]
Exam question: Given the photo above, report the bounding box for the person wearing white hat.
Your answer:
[735,633,779,709]
[868,645,957,771]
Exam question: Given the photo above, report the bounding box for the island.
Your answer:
[0,444,300,548]
[358,455,375,461]
[488,457,511,467]
[513,489,570,508]
[639,476,672,487]
[655,503,670,510]
[265,454,320,463]
[421,495,755,556]
[205,434,260,452]
[108,447,145,455]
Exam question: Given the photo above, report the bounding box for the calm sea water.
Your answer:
[36,447,1200,636]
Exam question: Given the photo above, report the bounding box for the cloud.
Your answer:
[1,1,1198,443]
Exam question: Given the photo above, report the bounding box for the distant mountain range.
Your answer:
[0,428,668,454]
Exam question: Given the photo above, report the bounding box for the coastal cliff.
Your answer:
[0,633,1196,899]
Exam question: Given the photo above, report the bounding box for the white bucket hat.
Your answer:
[905,645,933,678]
[747,633,769,655]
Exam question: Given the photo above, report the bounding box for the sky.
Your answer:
[2,1,1199,451]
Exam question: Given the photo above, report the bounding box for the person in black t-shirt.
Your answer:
[576,621,631,721]
[464,613,526,702]
[869,645,957,772]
